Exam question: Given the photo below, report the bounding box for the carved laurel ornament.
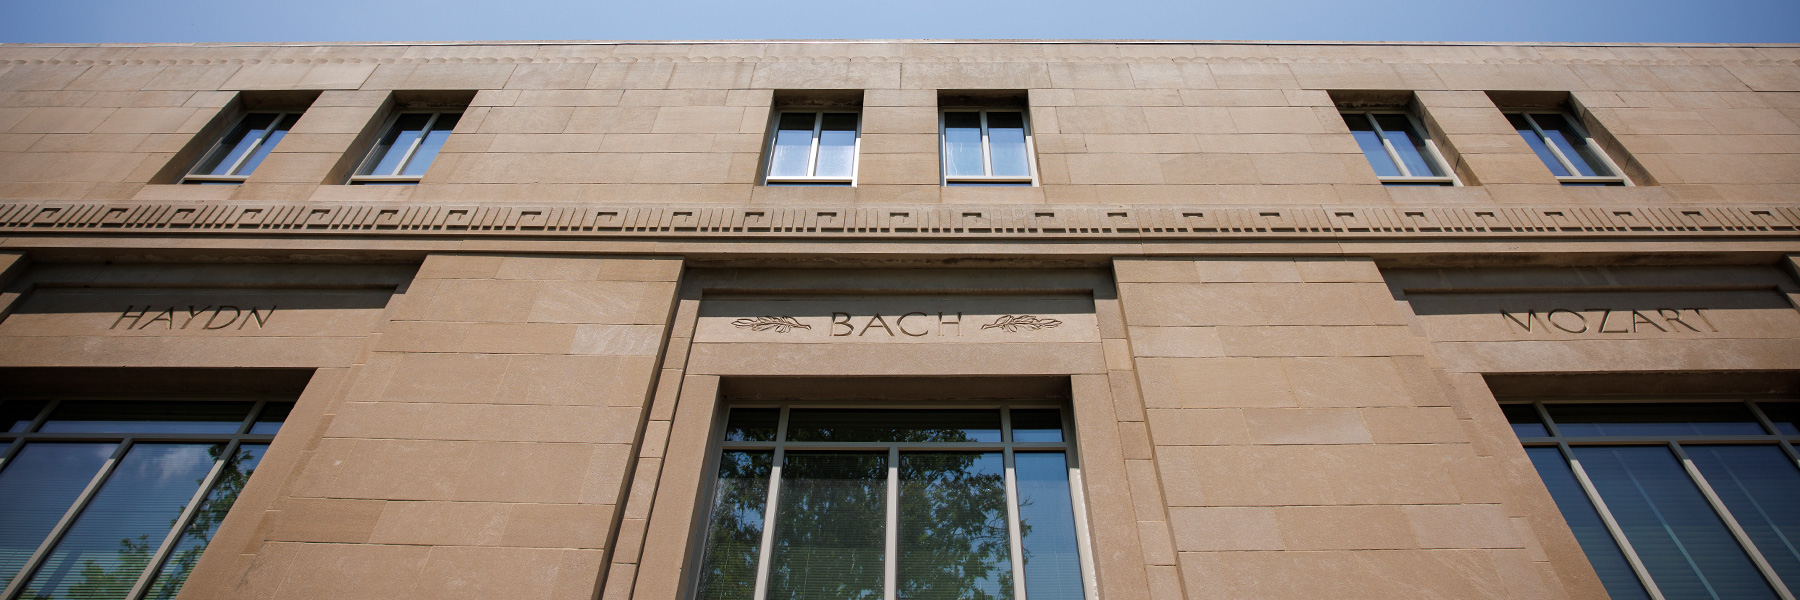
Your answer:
[981,315,1063,332]
[732,316,812,333]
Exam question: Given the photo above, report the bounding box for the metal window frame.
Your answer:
[939,108,1040,186]
[0,398,286,600]
[181,112,298,184]
[1509,398,1800,600]
[1508,111,1631,186]
[1343,110,1459,186]
[761,110,861,186]
[347,110,459,185]
[695,403,1096,600]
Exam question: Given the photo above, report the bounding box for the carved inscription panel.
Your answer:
[695,295,1098,344]
[0,288,392,338]
[1406,290,1800,342]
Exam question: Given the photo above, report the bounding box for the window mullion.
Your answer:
[0,401,51,471]
[884,446,898,600]
[1562,441,1669,600]
[391,112,437,177]
[806,113,822,178]
[222,115,279,177]
[1001,408,1028,600]
[1368,113,1413,177]
[1524,113,1583,177]
[127,438,243,600]
[1,438,134,600]
[1669,442,1798,599]
[750,408,788,600]
[979,111,994,177]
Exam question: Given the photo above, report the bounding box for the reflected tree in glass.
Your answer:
[899,452,1011,600]
[695,451,773,600]
[767,452,887,600]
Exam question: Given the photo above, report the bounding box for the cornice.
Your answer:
[2,201,1795,241]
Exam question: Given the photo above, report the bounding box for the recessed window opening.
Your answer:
[181,113,302,184]
[1506,112,1630,186]
[1340,110,1457,186]
[348,111,461,185]
[1505,398,1800,599]
[0,397,293,600]
[940,109,1038,186]
[692,404,1093,600]
[764,111,860,186]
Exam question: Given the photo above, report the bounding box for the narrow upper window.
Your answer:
[0,398,291,599]
[1506,400,1800,599]
[692,406,1093,600]
[348,111,460,185]
[1507,112,1629,186]
[941,109,1037,186]
[181,112,301,184]
[1341,111,1457,186]
[764,111,860,185]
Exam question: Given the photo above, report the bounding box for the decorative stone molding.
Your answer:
[981,315,1064,332]
[731,316,811,333]
[0,202,1796,240]
[0,200,1792,237]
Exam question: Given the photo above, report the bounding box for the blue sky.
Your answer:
[1,0,1795,44]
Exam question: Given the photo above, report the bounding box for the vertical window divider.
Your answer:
[1366,113,1413,177]
[1522,113,1583,177]
[389,112,439,177]
[1745,401,1800,468]
[0,401,53,470]
[1060,406,1099,600]
[3,439,134,600]
[884,446,899,600]
[128,438,244,600]
[805,113,823,178]
[1559,439,1668,600]
[1668,442,1798,600]
[979,111,995,178]
[1000,408,1028,600]
[749,407,788,600]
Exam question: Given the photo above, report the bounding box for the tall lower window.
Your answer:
[693,406,1091,600]
[764,111,860,185]
[1506,400,1800,599]
[941,110,1036,186]
[349,111,460,184]
[0,399,289,600]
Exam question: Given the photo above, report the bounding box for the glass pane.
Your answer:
[1524,447,1651,599]
[192,113,276,176]
[232,113,297,176]
[724,408,779,442]
[899,452,1010,600]
[786,410,1000,443]
[1010,409,1063,443]
[1686,445,1800,592]
[400,113,458,177]
[21,443,218,600]
[0,443,114,590]
[1502,404,1550,438]
[1547,403,1766,437]
[813,113,858,179]
[361,113,431,176]
[142,444,268,600]
[1574,446,1777,599]
[1014,452,1083,600]
[1509,114,1570,177]
[986,111,1030,178]
[1532,113,1612,177]
[39,401,253,435]
[3,400,46,432]
[694,451,773,600]
[767,452,887,600]
[1755,402,1797,434]
[1374,114,1444,177]
[1344,114,1401,177]
[768,112,817,178]
[943,112,985,178]
[249,402,292,435]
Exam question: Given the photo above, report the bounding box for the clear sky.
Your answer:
[1,0,1795,44]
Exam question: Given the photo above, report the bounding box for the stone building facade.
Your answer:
[0,39,1797,600]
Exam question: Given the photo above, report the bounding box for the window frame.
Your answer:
[1505,111,1631,186]
[0,396,288,600]
[938,108,1040,186]
[347,110,460,185]
[1341,109,1460,186]
[761,109,862,186]
[180,111,300,184]
[688,402,1099,600]
[1506,397,1800,599]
